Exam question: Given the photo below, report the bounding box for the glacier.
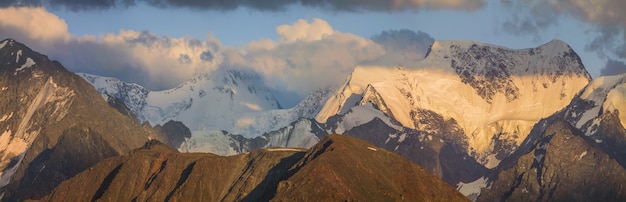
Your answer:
[316,39,591,168]
[80,69,333,155]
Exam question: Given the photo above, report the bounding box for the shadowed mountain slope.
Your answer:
[39,135,469,201]
[0,39,168,201]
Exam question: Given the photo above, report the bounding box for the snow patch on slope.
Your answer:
[0,40,7,50]
[0,77,75,190]
[457,176,489,201]
[577,74,626,128]
[603,80,626,128]
[15,58,35,72]
[15,50,21,63]
[263,119,320,148]
[179,130,238,155]
[334,102,403,134]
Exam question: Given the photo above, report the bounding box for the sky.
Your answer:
[1,0,626,107]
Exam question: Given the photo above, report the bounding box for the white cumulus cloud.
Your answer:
[226,18,386,95]
[0,7,223,90]
[0,7,433,106]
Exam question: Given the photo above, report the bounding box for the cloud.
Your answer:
[0,7,434,107]
[500,0,626,60]
[0,6,222,90]
[372,29,434,60]
[601,59,626,76]
[276,18,334,42]
[1,0,134,11]
[225,18,386,95]
[0,8,385,96]
[1,0,485,11]
[0,6,70,42]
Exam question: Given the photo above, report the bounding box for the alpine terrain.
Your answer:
[79,71,333,155]
[308,40,594,196]
[477,73,626,201]
[38,135,469,201]
[0,38,188,201]
[15,35,626,201]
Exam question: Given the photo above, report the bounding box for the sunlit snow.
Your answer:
[0,40,7,50]
[317,40,590,168]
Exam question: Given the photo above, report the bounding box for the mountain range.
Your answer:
[0,39,170,200]
[39,135,468,201]
[1,37,625,201]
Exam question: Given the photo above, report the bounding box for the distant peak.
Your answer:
[430,40,503,49]
[0,38,15,43]
[538,39,571,49]
[543,39,567,45]
[0,38,25,49]
[0,38,38,58]
[428,39,573,53]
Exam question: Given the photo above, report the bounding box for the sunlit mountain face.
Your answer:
[2,0,626,201]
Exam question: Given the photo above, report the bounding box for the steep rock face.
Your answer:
[0,39,157,200]
[316,40,591,168]
[39,135,468,202]
[558,74,626,166]
[465,74,626,200]
[477,121,626,201]
[153,120,192,149]
[322,104,487,188]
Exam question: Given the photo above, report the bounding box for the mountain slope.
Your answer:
[477,121,626,201]
[321,103,488,191]
[559,73,626,165]
[0,39,160,200]
[80,68,282,133]
[316,40,591,168]
[80,72,334,155]
[473,74,626,201]
[39,135,469,201]
[272,134,468,201]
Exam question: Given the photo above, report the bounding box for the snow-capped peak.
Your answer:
[316,39,591,168]
[80,67,337,141]
[79,73,149,115]
[0,38,42,75]
[575,73,626,129]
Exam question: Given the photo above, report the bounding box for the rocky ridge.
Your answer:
[39,135,469,202]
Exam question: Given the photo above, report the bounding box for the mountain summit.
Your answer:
[80,70,334,155]
[0,38,162,201]
[80,68,282,131]
[316,39,591,168]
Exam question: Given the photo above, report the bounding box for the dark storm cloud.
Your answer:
[372,29,434,52]
[0,0,485,11]
[1,0,133,11]
[48,0,131,11]
[0,0,39,7]
[500,0,626,60]
[601,59,626,76]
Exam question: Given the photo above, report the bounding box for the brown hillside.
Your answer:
[38,135,469,201]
